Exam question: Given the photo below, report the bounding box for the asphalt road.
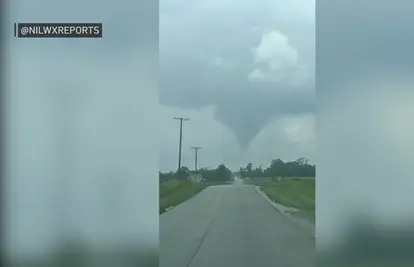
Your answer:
[160,183,315,267]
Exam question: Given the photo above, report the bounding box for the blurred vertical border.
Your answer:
[317,1,414,267]
[1,1,8,266]
[0,0,160,267]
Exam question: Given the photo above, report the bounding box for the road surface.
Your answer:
[160,183,314,267]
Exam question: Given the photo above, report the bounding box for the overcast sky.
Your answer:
[159,0,315,172]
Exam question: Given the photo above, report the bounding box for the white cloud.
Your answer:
[254,31,298,68]
[249,31,310,87]
[160,0,312,68]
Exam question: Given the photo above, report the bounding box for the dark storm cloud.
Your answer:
[160,60,315,147]
[160,0,315,147]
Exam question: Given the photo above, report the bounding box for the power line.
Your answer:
[174,117,190,176]
[191,146,202,172]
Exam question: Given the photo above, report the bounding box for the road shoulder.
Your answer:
[253,185,315,238]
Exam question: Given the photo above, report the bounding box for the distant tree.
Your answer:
[197,165,233,182]
[296,157,309,166]
[267,159,285,177]
[216,164,233,182]
[159,171,175,183]
[253,165,263,177]
[264,158,315,178]
[160,157,315,183]
[176,166,190,179]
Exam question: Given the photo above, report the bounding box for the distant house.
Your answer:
[189,174,203,183]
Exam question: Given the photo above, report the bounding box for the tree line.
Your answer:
[239,157,315,178]
[159,164,233,183]
[159,157,315,183]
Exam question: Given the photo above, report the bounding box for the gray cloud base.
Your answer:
[160,0,315,148]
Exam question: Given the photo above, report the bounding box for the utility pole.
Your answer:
[191,146,202,172]
[174,117,190,177]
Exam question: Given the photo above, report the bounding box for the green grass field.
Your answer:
[159,179,206,214]
[260,178,315,222]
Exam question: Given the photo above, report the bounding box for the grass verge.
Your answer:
[260,179,315,223]
[160,179,206,214]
